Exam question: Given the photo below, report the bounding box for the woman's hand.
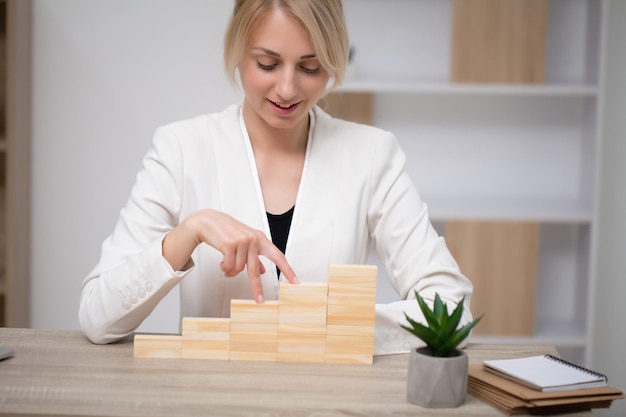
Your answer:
[162,209,297,303]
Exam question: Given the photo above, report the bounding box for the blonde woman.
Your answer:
[79,0,474,355]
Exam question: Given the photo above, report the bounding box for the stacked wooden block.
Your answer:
[134,265,377,365]
[278,282,328,362]
[326,265,377,364]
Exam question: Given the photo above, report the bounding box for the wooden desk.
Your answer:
[0,328,593,417]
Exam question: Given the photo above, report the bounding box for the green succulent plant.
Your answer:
[401,291,483,357]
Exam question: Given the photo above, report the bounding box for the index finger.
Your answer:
[246,248,266,303]
[260,242,299,284]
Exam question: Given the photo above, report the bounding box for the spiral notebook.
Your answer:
[483,354,608,392]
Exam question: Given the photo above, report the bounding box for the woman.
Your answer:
[79,0,474,355]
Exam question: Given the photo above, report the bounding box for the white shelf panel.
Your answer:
[337,77,598,97]
[426,197,593,223]
[470,319,587,348]
[344,0,604,364]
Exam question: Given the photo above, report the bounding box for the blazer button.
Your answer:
[137,287,146,298]
[145,281,154,292]
[122,299,132,310]
[129,293,139,304]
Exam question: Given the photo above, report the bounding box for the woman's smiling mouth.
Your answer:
[268,99,301,114]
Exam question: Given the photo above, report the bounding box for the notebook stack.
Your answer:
[468,355,624,415]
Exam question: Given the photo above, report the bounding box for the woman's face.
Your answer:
[238,9,330,133]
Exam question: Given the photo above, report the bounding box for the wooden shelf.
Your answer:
[0,0,31,328]
[345,0,604,366]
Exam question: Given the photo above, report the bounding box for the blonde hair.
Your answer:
[224,0,349,91]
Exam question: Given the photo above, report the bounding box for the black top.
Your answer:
[267,205,295,277]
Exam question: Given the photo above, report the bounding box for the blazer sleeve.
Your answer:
[366,132,475,355]
[79,126,193,344]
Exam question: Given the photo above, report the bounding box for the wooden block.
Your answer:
[328,265,377,297]
[326,301,375,316]
[277,333,326,363]
[279,303,327,317]
[133,268,379,364]
[328,277,377,290]
[327,283,376,299]
[278,312,326,325]
[278,321,327,336]
[278,283,327,316]
[230,300,279,324]
[328,265,378,279]
[278,300,327,335]
[445,221,539,335]
[325,334,374,365]
[230,322,278,338]
[230,322,278,344]
[229,351,278,362]
[182,338,230,360]
[278,282,328,305]
[182,332,230,352]
[133,334,182,359]
[278,283,328,335]
[326,265,377,339]
[326,324,375,338]
[182,317,230,336]
[326,305,374,324]
[278,333,327,347]
[326,304,375,326]
[229,349,277,362]
[327,294,376,307]
[450,0,548,83]
[229,321,278,362]
[229,338,277,354]
[276,351,326,364]
[181,317,231,360]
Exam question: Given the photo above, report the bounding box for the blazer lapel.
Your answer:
[211,105,278,302]
[286,108,341,283]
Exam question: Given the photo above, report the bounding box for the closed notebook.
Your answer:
[483,354,608,392]
[468,363,624,415]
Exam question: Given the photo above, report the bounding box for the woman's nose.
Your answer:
[275,69,297,101]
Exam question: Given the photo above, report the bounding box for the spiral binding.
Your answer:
[543,354,608,382]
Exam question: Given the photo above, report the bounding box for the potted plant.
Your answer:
[401,291,482,408]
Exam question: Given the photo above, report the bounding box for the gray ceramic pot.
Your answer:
[406,347,468,408]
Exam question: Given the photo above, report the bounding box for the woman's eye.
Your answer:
[257,62,277,71]
[300,66,321,75]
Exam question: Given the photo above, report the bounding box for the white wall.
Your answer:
[30,0,406,334]
[31,0,239,332]
[591,1,626,416]
[31,7,626,408]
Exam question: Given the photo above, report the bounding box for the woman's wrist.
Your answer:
[162,221,200,271]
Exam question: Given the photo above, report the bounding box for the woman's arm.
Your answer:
[79,124,297,344]
[367,132,474,355]
[79,125,190,343]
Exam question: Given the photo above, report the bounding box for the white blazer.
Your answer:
[79,104,474,355]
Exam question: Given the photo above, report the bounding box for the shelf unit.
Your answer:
[342,0,603,365]
[340,79,598,97]
[0,0,31,328]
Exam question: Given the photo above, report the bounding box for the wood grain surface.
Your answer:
[0,328,593,417]
[451,0,548,83]
[445,221,539,335]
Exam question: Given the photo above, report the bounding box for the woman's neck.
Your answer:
[242,102,309,155]
[241,102,309,215]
